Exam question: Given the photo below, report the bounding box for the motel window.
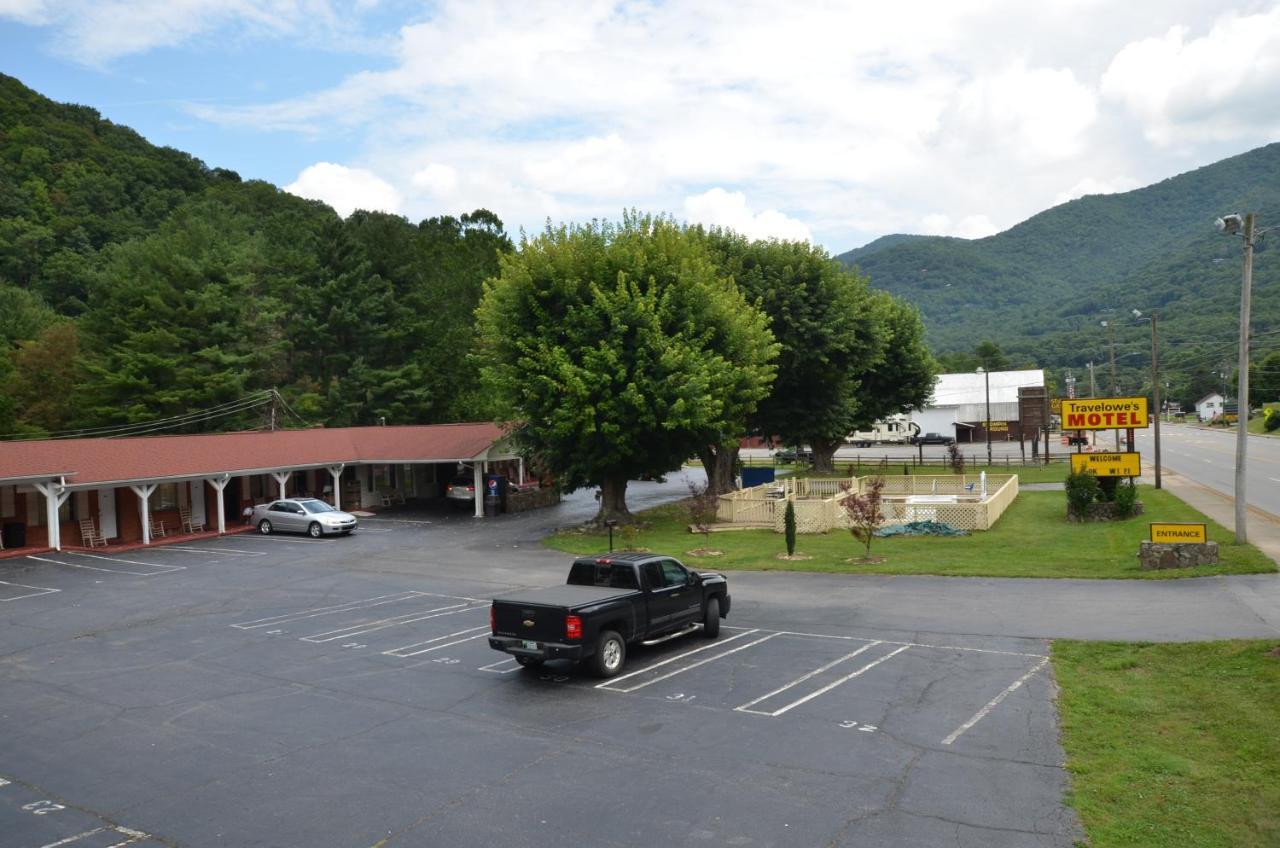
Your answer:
[156,483,178,510]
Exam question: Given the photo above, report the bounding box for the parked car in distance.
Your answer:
[912,432,956,446]
[251,498,358,537]
[773,446,813,463]
[445,476,477,507]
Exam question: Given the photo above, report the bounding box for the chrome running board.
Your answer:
[640,624,701,646]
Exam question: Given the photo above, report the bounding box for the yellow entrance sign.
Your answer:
[1070,452,1141,477]
[1061,397,1149,430]
[1150,523,1207,544]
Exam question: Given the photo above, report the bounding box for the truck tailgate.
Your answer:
[492,586,632,642]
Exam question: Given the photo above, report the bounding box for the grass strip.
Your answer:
[545,486,1275,579]
[1054,640,1280,847]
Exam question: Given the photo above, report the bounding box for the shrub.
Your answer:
[840,476,885,560]
[1114,479,1139,518]
[946,443,965,474]
[1065,469,1100,518]
[685,479,719,545]
[1265,407,1280,432]
[784,499,796,556]
[1097,476,1119,503]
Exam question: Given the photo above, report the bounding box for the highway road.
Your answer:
[1135,423,1280,519]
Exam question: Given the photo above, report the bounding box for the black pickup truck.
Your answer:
[488,552,731,678]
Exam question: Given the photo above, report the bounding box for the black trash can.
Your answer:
[483,494,501,517]
[2,522,26,548]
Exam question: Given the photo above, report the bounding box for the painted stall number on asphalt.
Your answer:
[839,721,878,732]
[666,693,697,702]
[431,657,460,664]
[538,673,570,683]
[23,799,66,815]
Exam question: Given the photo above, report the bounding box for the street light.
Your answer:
[1215,211,1271,544]
[976,366,992,465]
[1132,309,1162,489]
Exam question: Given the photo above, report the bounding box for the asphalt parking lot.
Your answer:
[1,481,1082,847]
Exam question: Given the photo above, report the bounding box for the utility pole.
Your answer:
[1233,214,1255,544]
[1102,320,1119,449]
[1087,362,1096,397]
[1151,311,1161,489]
[1216,211,1262,544]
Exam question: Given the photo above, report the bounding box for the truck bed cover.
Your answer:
[492,585,635,608]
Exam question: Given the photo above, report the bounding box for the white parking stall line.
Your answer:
[595,629,762,691]
[350,527,394,533]
[381,627,491,660]
[231,591,428,629]
[739,645,912,717]
[479,657,522,674]
[776,629,1047,659]
[359,517,434,525]
[103,828,150,848]
[384,626,492,657]
[0,579,61,601]
[236,536,335,544]
[39,829,105,848]
[301,603,483,642]
[734,641,881,714]
[600,631,780,694]
[135,545,267,557]
[28,553,185,577]
[941,657,1050,746]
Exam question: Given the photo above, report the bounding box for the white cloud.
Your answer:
[11,0,1280,250]
[1054,176,1139,206]
[285,162,402,218]
[1101,8,1280,145]
[920,213,998,240]
[1,0,343,65]
[410,163,459,196]
[682,189,812,243]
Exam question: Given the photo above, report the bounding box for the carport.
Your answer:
[0,423,527,548]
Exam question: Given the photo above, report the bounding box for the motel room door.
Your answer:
[98,487,117,538]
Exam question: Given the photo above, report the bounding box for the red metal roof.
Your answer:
[0,423,508,487]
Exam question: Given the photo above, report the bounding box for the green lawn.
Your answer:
[1246,402,1279,436]
[545,486,1276,579]
[1054,640,1280,847]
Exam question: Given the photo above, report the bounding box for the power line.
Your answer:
[1,392,274,441]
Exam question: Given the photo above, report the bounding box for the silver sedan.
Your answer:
[251,498,358,538]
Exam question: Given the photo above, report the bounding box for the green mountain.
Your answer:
[837,144,1280,406]
[0,73,513,437]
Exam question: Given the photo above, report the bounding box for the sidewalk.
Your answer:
[1155,466,1280,566]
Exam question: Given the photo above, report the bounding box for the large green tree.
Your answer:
[699,234,935,477]
[474,215,778,523]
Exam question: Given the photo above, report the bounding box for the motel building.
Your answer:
[0,423,526,555]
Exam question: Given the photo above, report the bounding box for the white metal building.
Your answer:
[911,370,1046,440]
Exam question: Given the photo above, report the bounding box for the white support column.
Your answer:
[130,483,157,545]
[518,457,525,485]
[32,479,70,551]
[206,474,230,535]
[272,471,291,500]
[327,464,345,511]
[472,463,484,519]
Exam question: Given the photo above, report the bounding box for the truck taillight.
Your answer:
[490,604,496,632]
[565,614,582,640]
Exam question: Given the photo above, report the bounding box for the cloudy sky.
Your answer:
[2,1,1279,252]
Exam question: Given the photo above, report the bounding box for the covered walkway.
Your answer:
[0,423,527,554]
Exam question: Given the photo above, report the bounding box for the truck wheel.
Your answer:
[515,656,544,669]
[702,597,721,638]
[590,630,626,678]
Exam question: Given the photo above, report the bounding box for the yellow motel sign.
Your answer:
[1070,452,1141,477]
[1061,397,1149,430]
[1150,523,1207,544]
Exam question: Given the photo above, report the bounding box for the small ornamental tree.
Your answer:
[946,443,965,475]
[784,499,797,556]
[840,476,885,560]
[685,479,720,545]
